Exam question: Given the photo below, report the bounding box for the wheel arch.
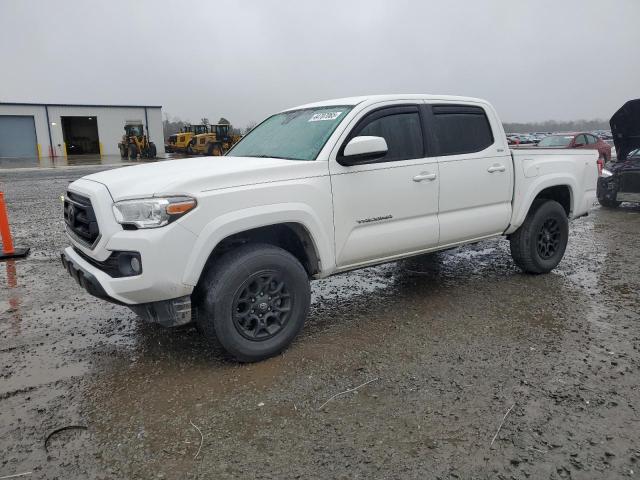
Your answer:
[181,204,334,287]
[507,177,576,234]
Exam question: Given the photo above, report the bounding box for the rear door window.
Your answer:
[431,105,494,156]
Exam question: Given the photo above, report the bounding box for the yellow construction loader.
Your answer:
[186,124,242,156]
[118,123,157,159]
[164,124,208,153]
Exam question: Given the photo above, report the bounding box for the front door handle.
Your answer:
[413,172,437,182]
[487,164,506,173]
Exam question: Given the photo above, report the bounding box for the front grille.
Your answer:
[64,191,100,248]
[619,171,640,193]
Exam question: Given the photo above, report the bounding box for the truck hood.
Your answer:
[84,156,325,200]
[610,99,640,163]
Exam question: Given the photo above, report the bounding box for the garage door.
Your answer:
[0,116,38,158]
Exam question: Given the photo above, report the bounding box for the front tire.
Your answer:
[128,144,137,160]
[509,199,568,274]
[196,243,310,362]
[206,143,223,156]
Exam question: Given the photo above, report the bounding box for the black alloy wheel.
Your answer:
[536,218,560,259]
[195,243,310,362]
[509,199,569,274]
[232,271,292,341]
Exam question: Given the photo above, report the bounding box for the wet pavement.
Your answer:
[1,165,639,479]
[0,153,190,170]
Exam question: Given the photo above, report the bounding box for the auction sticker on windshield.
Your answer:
[308,111,343,122]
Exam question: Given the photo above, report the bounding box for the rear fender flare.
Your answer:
[506,175,576,234]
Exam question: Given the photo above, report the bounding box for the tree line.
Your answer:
[503,119,610,134]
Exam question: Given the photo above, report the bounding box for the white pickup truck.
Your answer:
[61,94,598,361]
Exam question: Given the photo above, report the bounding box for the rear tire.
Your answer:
[149,143,157,158]
[195,243,310,362]
[509,199,568,274]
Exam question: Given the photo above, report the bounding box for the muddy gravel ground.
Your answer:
[1,165,639,479]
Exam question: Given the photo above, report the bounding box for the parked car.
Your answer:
[60,94,598,361]
[537,132,611,173]
[507,134,536,145]
[592,130,612,140]
[598,99,640,208]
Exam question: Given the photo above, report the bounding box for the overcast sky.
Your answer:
[1,0,638,127]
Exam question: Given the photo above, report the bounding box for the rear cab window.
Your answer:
[430,105,494,156]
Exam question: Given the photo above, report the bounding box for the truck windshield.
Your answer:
[537,135,574,147]
[227,106,353,160]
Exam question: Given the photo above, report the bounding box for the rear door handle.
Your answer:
[413,172,437,182]
[487,164,506,173]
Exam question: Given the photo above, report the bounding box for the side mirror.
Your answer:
[340,136,388,165]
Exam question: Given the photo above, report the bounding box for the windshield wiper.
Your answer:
[246,154,300,160]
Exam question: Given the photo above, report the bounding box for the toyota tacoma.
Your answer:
[61,94,598,361]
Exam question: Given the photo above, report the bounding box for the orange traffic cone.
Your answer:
[0,192,30,260]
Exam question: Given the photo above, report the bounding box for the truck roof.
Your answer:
[285,94,489,111]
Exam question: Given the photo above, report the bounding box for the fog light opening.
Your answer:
[116,252,142,277]
[130,256,141,274]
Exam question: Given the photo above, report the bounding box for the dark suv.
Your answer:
[597,99,640,208]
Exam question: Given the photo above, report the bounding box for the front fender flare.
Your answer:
[181,203,334,286]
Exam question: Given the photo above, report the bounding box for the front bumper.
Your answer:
[61,250,115,303]
[598,172,640,204]
[62,179,199,327]
[61,249,193,327]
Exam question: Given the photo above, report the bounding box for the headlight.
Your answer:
[112,196,197,228]
[601,168,613,178]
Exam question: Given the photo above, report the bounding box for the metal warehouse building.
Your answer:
[0,102,165,159]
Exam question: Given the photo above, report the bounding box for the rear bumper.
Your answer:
[61,249,193,327]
